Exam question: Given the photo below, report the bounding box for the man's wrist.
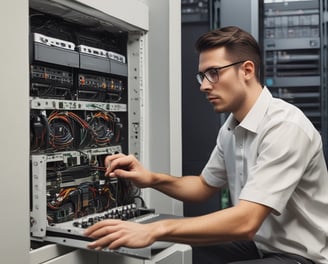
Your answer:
[150,220,170,242]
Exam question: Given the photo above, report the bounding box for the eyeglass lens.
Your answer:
[196,61,246,85]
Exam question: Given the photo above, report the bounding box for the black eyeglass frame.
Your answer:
[196,60,246,85]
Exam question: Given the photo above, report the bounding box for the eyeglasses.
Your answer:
[196,60,246,85]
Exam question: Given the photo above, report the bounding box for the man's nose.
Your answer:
[199,78,212,92]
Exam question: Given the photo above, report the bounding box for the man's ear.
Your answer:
[242,60,255,80]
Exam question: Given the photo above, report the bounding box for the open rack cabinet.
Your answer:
[0,0,186,263]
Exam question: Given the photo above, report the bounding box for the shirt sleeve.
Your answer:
[240,120,314,215]
[201,129,228,188]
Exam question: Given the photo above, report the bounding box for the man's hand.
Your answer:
[84,219,157,250]
[104,154,154,188]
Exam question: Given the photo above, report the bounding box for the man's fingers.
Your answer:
[107,236,128,249]
[105,153,125,167]
[104,154,134,176]
[87,231,123,250]
[84,220,121,237]
[109,169,137,180]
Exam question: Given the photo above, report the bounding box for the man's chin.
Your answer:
[213,105,227,113]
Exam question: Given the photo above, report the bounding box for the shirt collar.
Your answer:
[227,86,272,133]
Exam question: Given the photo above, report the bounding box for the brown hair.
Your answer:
[195,26,261,82]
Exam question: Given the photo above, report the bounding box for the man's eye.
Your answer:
[207,69,217,77]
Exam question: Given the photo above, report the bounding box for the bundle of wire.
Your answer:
[47,182,119,222]
[32,110,121,150]
[30,112,49,152]
[88,111,115,146]
[48,111,98,150]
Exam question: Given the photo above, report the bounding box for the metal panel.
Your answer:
[30,244,74,264]
[79,53,110,73]
[110,60,128,76]
[39,249,97,264]
[97,244,192,264]
[34,43,79,67]
[220,0,259,40]
[144,0,183,215]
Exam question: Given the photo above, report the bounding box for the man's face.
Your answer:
[198,47,247,115]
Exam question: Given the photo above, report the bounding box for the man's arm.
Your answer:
[150,173,219,202]
[105,153,219,203]
[85,200,272,249]
[152,200,272,245]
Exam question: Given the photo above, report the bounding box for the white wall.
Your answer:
[0,1,30,263]
[142,0,183,215]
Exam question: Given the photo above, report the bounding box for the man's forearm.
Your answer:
[149,200,271,245]
[149,173,218,202]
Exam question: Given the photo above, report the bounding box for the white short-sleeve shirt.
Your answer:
[202,87,328,263]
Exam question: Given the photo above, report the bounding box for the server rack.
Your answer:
[28,1,145,256]
[321,0,328,157]
[262,0,328,159]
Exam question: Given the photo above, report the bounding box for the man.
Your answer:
[85,26,328,264]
